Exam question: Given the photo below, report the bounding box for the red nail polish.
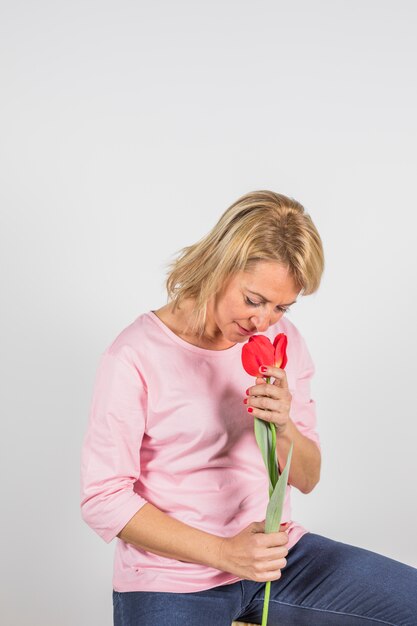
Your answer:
[243,398,248,404]
[260,366,268,373]
[245,388,250,395]
[247,407,253,413]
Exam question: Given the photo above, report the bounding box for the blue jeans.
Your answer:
[112,532,417,625]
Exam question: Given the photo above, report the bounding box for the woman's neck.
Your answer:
[152,300,236,351]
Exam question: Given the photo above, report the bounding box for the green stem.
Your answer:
[269,422,277,487]
[261,580,271,626]
[262,375,274,624]
[264,376,279,494]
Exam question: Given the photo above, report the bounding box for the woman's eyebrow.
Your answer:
[247,289,297,307]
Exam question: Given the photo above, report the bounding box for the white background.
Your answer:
[1,1,416,625]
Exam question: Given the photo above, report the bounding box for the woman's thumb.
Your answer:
[251,520,266,533]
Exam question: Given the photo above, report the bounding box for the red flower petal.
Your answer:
[241,334,275,377]
[273,333,288,369]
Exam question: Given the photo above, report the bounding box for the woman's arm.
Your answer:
[276,417,321,494]
[277,330,322,494]
[117,502,289,583]
[116,502,223,568]
[246,370,321,494]
[245,329,321,495]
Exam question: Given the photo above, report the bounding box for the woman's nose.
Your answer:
[251,309,282,332]
[251,312,271,332]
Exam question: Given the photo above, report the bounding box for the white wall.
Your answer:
[1,1,416,625]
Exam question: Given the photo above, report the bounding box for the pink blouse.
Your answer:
[80,310,321,592]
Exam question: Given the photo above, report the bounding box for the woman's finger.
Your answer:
[248,379,281,399]
[258,366,288,388]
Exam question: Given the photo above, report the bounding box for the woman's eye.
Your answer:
[245,297,261,307]
[245,296,289,314]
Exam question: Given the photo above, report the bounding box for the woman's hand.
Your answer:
[217,520,289,582]
[244,365,292,434]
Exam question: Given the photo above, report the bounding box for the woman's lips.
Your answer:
[236,322,256,336]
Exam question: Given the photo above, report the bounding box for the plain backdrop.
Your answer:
[1,1,416,625]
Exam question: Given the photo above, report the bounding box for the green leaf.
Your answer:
[254,417,268,470]
[268,422,279,489]
[265,441,293,534]
[264,422,279,498]
[254,417,274,495]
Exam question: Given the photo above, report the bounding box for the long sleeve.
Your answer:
[290,332,321,451]
[80,346,149,543]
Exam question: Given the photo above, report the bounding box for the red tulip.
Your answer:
[273,333,288,370]
[241,330,290,626]
[241,333,288,377]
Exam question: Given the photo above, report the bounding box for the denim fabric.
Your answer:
[113,532,417,625]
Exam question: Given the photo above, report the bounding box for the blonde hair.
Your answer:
[164,190,325,338]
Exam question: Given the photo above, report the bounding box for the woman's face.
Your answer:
[205,260,301,346]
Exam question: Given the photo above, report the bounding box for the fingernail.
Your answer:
[245,388,250,395]
[247,407,253,413]
[260,366,268,373]
[243,398,248,404]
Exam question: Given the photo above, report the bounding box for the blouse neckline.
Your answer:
[146,310,243,357]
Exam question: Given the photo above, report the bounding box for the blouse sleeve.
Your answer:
[80,347,149,543]
[290,333,321,451]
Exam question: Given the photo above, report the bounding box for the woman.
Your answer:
[80,190,417,626]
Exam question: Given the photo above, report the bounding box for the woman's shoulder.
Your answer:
[102,310,156,365]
